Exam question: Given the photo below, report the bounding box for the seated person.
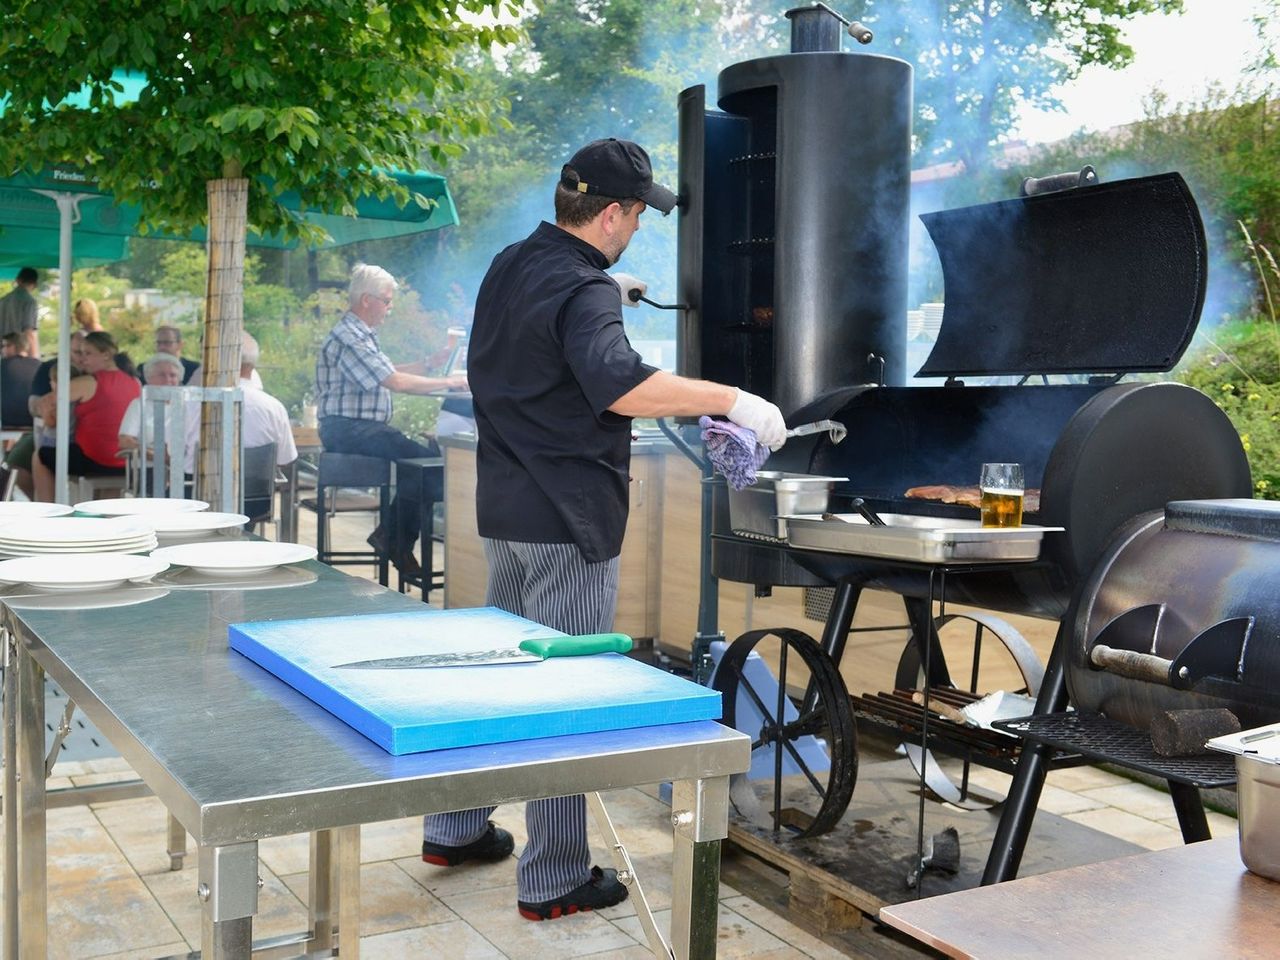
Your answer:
[33,331,140,501]
[1,332,40,428]
[240,332,297,466]
[118,353,201,484]
[3,332,85,500]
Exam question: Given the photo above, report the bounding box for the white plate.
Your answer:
[0,585,170,610]
[0,502,74,519]
[150,541,317,576]
[144,512,250,535]
[150,565,319,591]
[0,516,155,544]
[0,538,159,556]
[74,497,209,516]
[0,553,170,591]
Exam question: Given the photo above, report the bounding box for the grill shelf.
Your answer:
[851,688,1084,775]
[994,712,1238,787]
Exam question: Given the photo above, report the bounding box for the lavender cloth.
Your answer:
[699,415,771,490]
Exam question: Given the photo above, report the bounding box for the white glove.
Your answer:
[728,388,788,450]
[610,272,647,307]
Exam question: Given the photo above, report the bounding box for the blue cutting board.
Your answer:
[228,607,722,755]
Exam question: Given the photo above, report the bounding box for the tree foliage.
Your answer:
[0,0,520,244]
[843,0,1183,167]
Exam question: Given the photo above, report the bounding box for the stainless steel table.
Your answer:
[2,563,748,959]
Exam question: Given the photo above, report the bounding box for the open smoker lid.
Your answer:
[917,172,1207,378]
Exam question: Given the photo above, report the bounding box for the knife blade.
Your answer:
[331,632,633,669]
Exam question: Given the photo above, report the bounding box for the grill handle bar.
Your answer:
[1089,644,1173,685]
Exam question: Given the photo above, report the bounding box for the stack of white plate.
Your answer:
[906,310,924,340]
[0,516,158,557]
[920,302,945,340]
[73,497,209,516]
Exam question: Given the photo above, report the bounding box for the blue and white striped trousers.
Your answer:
[422,537,621,902]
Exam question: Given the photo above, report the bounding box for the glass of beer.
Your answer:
[980,463,1024,528]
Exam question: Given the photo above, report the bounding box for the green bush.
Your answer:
[1177,225,1280,499]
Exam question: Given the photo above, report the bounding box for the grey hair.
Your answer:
[143,352,183,380]
[240,330,260,368]
[347,263,397,308]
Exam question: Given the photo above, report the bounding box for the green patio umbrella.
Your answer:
[0,162,458,502]
[0,227,129,278]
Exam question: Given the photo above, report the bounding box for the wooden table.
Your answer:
[879,838,1280,959]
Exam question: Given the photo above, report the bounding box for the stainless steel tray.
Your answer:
[783,513,1064,563]
[727,472,847,541]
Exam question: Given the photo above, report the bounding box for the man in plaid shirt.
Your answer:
[315,263,468,574]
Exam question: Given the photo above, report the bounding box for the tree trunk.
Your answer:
[198,175,248,510]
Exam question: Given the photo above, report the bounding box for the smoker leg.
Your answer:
[819,580,861,666]
[902,596,953,688]
[1168,781,1211,843]
[982,620,1071,885]
[670,776,728,960]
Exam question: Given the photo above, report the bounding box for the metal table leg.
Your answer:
[16,638,47,958]
[308,830,338,951]
[3,631,19,960]
[335,825,361,958]
[670,776,729,960]
[198,841,259,959]
[167,812,188,870]
[307,825,362,957]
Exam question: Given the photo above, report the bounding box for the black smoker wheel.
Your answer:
[714,627,857,838]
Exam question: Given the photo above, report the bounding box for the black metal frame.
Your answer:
[393,457,445,603]
[312,453,391,588]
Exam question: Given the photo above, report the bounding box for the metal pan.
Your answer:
[783,513,1064,564]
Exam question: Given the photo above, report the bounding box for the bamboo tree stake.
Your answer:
[199,169,248,508]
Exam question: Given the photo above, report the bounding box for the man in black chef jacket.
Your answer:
[420,137,787,920]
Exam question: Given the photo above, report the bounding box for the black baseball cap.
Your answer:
[560,138,677,215]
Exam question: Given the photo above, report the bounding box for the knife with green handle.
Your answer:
[331,632,633,669]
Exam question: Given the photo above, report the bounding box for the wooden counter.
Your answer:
[442,438,661,641]
[880,838,1280,959]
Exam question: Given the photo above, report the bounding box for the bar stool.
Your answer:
[303,452,391,586]
[394,456,445,602]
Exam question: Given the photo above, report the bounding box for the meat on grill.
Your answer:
[905,484,1041,513]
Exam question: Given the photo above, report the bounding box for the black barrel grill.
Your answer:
[705,172,1251,621]
[674,4,1263,884]
[1069,499,1280,731]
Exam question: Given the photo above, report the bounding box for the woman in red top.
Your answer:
[33,331,140,502]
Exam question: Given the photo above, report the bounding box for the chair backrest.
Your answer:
[317,452,390,488]
[242,442,277,524]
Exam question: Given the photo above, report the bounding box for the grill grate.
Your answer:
[994,712,1238,787]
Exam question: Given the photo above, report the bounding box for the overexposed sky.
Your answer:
[1013,0,1272,143]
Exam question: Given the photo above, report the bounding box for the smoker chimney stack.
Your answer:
[786,4,874,53]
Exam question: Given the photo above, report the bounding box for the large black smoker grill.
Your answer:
[675,4,1257,883]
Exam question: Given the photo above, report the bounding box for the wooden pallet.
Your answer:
[724,754,1145,937]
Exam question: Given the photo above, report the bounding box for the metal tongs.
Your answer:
[823,498,886,526]
[786,419,847,444]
